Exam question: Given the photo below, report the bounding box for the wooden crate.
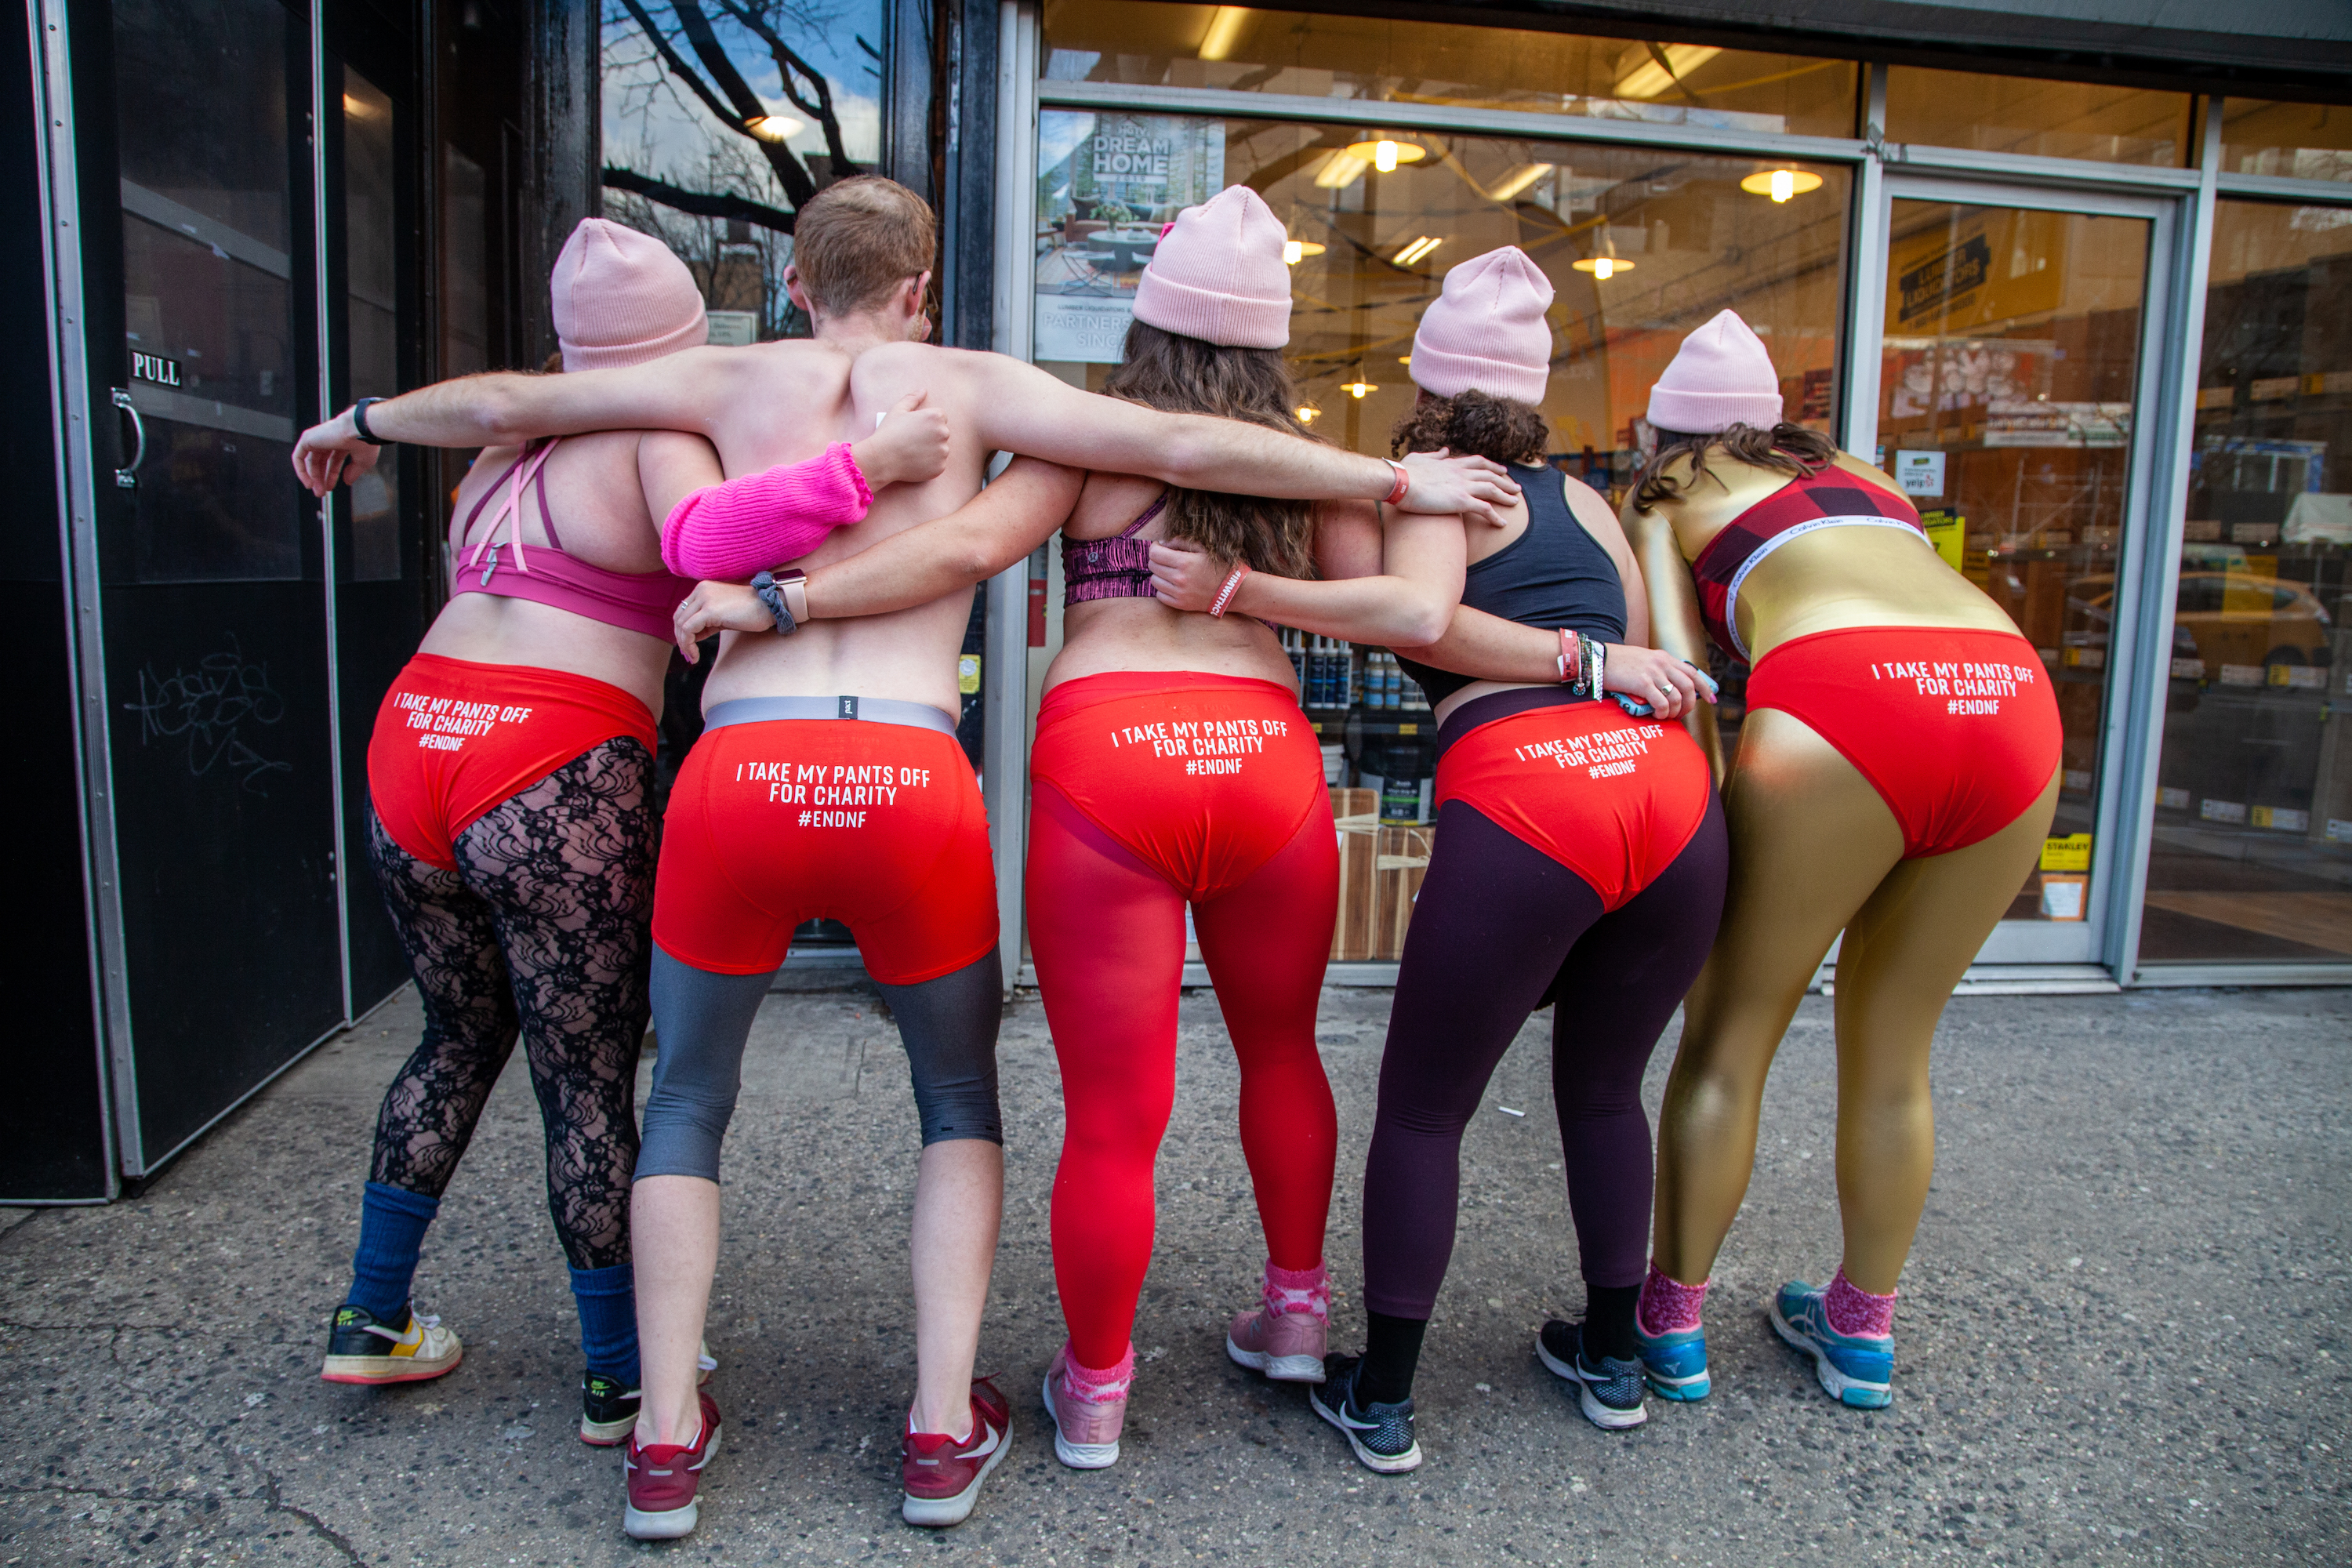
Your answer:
[1373,822,1435,961]
[1330,787,1377,961]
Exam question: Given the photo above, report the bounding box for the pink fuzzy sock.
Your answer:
[1823,1268,1896,1338]
[1062,1342,1135,1404]
[659,442,873,579]
[1637,1261,1709,1337]
[1263,1260,1330,1322]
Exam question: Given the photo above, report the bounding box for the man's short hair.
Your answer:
[791,177,938,315]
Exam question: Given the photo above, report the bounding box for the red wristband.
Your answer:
[1208,561,1251,618]
[1383,459,1410,506]
[1557,626,1581,684]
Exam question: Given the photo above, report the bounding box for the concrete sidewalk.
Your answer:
[2,984,2346,1566]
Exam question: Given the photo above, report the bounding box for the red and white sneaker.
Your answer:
[622,1391,723,1541]
[900,1377,1012,1526]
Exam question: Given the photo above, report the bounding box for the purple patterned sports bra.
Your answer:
[1062,492,1169,605]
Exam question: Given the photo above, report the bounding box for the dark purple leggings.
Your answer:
[1361,793,1728,1319]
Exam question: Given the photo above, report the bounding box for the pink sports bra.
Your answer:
[450,439,694,642]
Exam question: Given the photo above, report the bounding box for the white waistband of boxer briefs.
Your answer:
[700,695,958,735]
[1722,516,1933,662]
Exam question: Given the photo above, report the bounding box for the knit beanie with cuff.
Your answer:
[1131,185,1294,349]
[552,218,710,372]
[1644,309,1785,434]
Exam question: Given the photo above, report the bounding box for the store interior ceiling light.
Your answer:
[1295,403,1319,424]
[1197,6,1250,62]
[1282,239,1327,266]
[1314,151,1370,189]
[1345,138,1427,173]
[342,92,377,119]
[1614,42,1720,100]
[1573,256,1632,279]
[1393,235,1443,267]
[1740,168,1824,202]
[744,112,804,143]
[1486,162,1555,202]
[1342,378,1377,398]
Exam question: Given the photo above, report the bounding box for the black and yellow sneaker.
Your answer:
[320,1302,463,1385]
[581,1372,644,1446]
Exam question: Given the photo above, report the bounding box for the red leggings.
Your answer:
[1028,672,1340,1370]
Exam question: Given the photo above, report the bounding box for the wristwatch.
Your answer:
[350,397,388,445]
[751,568,809,635]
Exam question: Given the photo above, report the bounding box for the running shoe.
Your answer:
[319,1303,463,1385]
[1770,1280,1894,1410]
[1308,1356,1422,1474]
[1226,1303,1328,1383]
[622,1390,723,1541]
[1535,1321,1648,1430]
[902,1377,1012,1527]
[580,1372,641,1446]
[1041,1344,1125,1470]
[1634,1317,1711,1402]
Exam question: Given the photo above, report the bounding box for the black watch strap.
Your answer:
[350,397,387,445]
[751,569,797,636]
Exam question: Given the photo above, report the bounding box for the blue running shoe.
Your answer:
[1634,1317,1711,1402]
[1308,1356,1422,1474]
[1770,1280,1893,1409]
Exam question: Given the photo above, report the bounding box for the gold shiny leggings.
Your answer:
[1652,710,2060,1295]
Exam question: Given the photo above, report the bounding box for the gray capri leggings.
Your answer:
[636,948,1004,1181]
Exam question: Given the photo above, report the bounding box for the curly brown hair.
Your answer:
[1099,321,1318,578]
[1632,421,1838,511]
[1388,388,1548,466]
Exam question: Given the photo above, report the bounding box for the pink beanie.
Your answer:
[552,219,709,372]
[1131,185,1291,349]
[1646,310,1784,434]
[1410,246,1555,405]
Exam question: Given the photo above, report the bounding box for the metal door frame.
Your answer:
[34,0,363,1181]
[1849,172,2183,970]
[29,0,121,1197]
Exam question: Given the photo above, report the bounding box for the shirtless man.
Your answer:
[292,176,1515,1539]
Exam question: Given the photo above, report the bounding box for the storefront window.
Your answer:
[1885,67,2192,167]
[1875,200,2153,926]
[1041,2,1859,140]
[2221,100,2352,183]
[1027,109,1847,960]
[2140,198,2352,964]
[601,0,887,341]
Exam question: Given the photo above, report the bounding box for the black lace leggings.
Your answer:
[364,737,657,1271]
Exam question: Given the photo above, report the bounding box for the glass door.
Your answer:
[1861,178,2174,965]
[79,0,345,1171]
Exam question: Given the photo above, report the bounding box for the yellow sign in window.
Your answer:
[2039,833,2092,872]
[1919,509,1966,574]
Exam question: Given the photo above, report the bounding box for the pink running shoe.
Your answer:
[1042,1343,1127,1469]
[622,1391,722,1541]
[1226,1261,1329,1382]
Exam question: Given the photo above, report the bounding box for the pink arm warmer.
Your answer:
[659,442,874,579]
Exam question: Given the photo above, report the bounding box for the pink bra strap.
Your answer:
[1119,491,1171,539]
[466,438,561,576]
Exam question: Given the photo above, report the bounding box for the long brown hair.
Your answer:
[1633,421,1838,510]
[1388,388,1547,466]
[1100,320,1318,578]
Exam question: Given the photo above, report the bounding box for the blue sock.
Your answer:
[570,1262,641,1387]
[347,1181,440,1323]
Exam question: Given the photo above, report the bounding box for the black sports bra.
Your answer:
[1396,462,1625,706]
